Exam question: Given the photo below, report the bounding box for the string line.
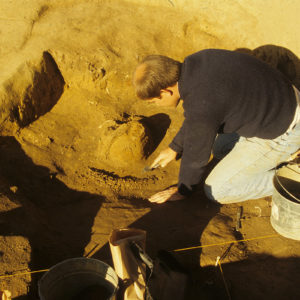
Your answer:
[0,234,280,279]
[218,259,232,300]
[173,233,279,252]
[0,269,49,279]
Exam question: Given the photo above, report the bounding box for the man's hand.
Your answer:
[151,147,177,169]
[148,186,185,204]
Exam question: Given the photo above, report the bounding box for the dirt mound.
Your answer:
[97,116,153,169]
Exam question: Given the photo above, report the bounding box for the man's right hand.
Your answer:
[151,147,177,169]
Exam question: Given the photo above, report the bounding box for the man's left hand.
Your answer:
[148,186,185,204]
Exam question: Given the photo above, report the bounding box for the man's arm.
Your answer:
[177,116,218,195]
[169,120,186,154]
[148,116,218,203]
[150,120,187,169]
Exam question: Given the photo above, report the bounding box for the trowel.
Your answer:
[143,163,160,172]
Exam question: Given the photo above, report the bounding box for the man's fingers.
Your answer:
[148,190,170,203]
[150,161,161,169]
[148,187,182,204]
[150,158,168,169]
[150,147,177,169]
[148,190,169,203]
[150,197,169,204]
[150,158,161,169]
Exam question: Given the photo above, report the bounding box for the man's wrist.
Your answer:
[169,142,182,155]
[178,183,193,196]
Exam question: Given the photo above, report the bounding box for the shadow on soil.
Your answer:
[0,136,105,299]
[141,113,171,155]
[187,254,300,300]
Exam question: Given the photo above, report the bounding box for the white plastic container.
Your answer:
[271,163,300,240]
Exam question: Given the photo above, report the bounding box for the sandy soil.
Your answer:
[0,1,300,299]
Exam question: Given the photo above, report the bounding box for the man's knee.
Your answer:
[204,181,223,203]
[204,178,241,204]
[204,161,235,204]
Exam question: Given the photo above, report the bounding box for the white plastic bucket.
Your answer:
[38,258,118,300]
[271,163,300,240]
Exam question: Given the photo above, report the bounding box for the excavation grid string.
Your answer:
[172,233,279,252]
[0,269,49,279]
[218,258,232,300]
[0,233,279,279]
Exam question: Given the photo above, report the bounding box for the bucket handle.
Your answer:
[275,162,300,203]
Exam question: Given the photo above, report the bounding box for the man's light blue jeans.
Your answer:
[204,89,300,204]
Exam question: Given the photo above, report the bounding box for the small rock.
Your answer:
[9,186,18,193]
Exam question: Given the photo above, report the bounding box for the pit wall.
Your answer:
[127,0,300,56]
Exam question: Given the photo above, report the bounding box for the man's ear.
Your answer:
[160,88,173,96]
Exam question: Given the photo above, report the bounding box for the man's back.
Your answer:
[178,49,296,139]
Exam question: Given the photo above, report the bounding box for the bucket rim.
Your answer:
[41,257,116,271]
[38,257,118,287]
[38,257,119,300]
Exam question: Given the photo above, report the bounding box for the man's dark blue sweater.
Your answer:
[169,49,297,196]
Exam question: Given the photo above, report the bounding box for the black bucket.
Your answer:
[38,258,118,300]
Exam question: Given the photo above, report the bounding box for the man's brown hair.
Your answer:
[134,55,182,99]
